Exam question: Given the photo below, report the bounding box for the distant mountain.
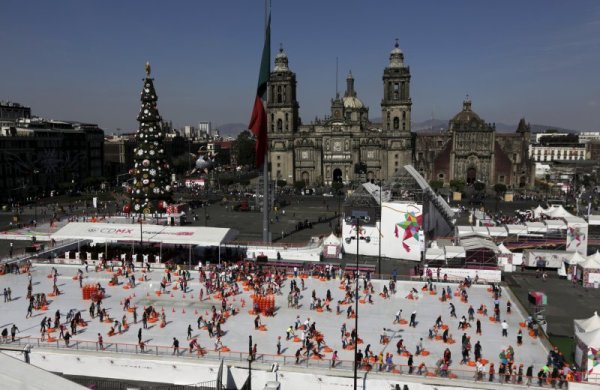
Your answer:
[411,119,579,133]
[215,123,248,137]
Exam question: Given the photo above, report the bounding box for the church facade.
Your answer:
[267,43,534,189]
[413,99,534,189]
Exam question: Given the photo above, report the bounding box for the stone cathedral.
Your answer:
[267,42,534,189]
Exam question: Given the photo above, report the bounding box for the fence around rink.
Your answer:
[3,336,599,386]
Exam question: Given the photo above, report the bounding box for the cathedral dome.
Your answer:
[342,71,364,109]
[343,96,364,109]
[449,96,492,132]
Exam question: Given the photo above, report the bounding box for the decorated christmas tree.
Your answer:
[128,62,172,215]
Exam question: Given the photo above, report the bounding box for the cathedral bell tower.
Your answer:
[267,45,299,183]
[381,40,411,132]
[267,45,299,134]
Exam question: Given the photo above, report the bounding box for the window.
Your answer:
[402,112,406,120]
[277,155,280,160]
[394,161,398,166]
[393,83,399,99]
[270,114,274,131]
[277,163,281,167]
[499,175,505,183]
[395,154,399,158]
[285,113,289,131]
[438,173,444,179]
[277,86,282,103]
[417,152,423,160]
[277,119,282,131]
[393,117,399,130]
[438,140,443,147]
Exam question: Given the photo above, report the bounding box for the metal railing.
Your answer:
[3,336,598,386]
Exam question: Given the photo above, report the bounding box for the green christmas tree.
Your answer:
[129,63,172,215]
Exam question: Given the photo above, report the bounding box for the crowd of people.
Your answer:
[0,259,583,387]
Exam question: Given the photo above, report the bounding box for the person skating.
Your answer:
[409,311,417,327]
[172,337,180,355]
[138,328,142,344]
[277,336,281,355]
[10,324,19,342]
[187,324,193,340]
[501,320,509,337]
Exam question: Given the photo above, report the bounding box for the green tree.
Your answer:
[332,181,344,192]
[494,183,507,197]
[449,179,465,193]
[474,181,486,192]
[429,180,444,193]
[232,130,256,167]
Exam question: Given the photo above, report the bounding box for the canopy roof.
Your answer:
[542,205,574,219]
[589,215,600,226]
[51,222,238,246]
[460,237,500,253]
[497,243,512,254]
[545,219,567,230]
[0,352,85,390]
[444,245,466,258]
[526,222,547,233]
[566,251,588,265]
[575,311,600,334]
[506,224,529,235]
[533,205,545,218]
[425,247,445,260]
[579,256,600,270]
[323,233,342,246]
[578,328,600,347]
[589,251,600,263]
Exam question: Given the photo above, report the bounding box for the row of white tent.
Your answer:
[457,205,589,240]
[574,312,600,370]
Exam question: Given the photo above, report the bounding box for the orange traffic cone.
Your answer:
[183,294,186,299]
[172,307,175,313]
[195,309,198,315]
[182,308,186,314]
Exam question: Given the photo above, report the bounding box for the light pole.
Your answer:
[378,179,383,278]
[347,210,369,390]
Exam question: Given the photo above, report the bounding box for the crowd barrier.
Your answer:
[2,336,598,386]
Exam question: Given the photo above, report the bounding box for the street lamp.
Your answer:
[378,179,383,278]
[345,210,370,390]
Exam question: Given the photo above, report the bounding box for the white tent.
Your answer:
[566,251,588,265]
[444,245,466,259]
[543,205,574,219]
[579,257,600,269]
[526,222,547,233]
[506,224,528,235]
[497,243,512,254]
[51,222,238,247]
[589,251,600,263]
[545,219,567,230]
[487,226,508,237]
[575,311,600,334]
[588,215,600,226]
[533,205,545,218]
[577,327,600,347]
[425,247,445,260]
[322,233,342,259]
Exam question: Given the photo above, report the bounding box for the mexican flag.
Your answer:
[248,14,271,168]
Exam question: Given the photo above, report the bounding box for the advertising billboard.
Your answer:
[381,202,423,261]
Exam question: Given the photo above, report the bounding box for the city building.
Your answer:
[0,101,31,127]
[267,43,534,189]
[413,103,534,189]
[0,118,104,199]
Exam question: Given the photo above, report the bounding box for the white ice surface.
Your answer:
[0,264,548,372]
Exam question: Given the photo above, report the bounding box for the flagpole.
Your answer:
[262,0,270,244]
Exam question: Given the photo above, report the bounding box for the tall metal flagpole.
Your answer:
[262,0,270,244]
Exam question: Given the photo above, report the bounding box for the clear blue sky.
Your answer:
[1,0,599,132]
